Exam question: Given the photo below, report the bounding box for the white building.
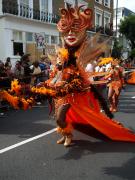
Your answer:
[0,0,60,65]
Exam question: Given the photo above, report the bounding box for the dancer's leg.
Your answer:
[56,103,73,147]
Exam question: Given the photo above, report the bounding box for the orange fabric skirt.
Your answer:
[127,72,135,84]
[65,91,135,142]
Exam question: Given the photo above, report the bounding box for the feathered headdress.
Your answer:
[98,57,114,66]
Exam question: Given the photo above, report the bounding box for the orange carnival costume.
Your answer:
[104,60,124,112]
[127,71,135,84]
[37,4,135,146]
[2,4,135,146]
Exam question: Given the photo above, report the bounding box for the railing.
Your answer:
[2,3,112,35]
[19,4,33,19]
[89,26,114,36]
[2,3,60,24]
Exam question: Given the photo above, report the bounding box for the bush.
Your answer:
[130,49,135,58]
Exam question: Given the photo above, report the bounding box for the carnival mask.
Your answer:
[57,5,93,47]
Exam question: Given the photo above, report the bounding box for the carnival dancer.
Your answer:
[105,60,124,112]
[1,4,135,146]
[37,4,135,146]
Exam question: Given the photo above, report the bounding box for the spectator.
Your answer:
[39,55,50,81]
[0,60,11,89]
[13,61,24,79]
[5,57,12,70]
[0,60,11,116]
[20,54,32,84]
[85,63,94,73]
[0,61,6,77]
[31,61,41,86]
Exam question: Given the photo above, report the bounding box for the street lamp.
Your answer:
[75,0,78,7]
[116,0,118,37]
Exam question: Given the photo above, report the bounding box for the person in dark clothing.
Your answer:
[0,61,11,89]
[20,54,32,84]
[5,57,12,70]
[0,61,11,116]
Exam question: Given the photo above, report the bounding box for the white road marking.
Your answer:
[131,96,135,99]
[0,128,56,154]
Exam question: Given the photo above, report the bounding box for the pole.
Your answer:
[75,0,78,8]
[116,0,118,38]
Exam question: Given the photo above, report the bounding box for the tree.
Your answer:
[111,39,123,59]
[130,48,135,58]
[119,14,135,49]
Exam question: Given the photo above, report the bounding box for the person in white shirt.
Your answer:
[85,63,94,72]
[31,61,41,86]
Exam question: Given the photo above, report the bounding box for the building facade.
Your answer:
[0,0,60,64]
[0,0,113,64]
[89,0,113,35]
[113,7,135,59]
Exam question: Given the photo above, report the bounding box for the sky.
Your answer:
[114,0,135,12]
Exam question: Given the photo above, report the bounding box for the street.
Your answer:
[0,85,135,180]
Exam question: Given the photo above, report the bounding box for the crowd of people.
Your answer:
[0,52,133,117]
[0,54,52,116]
[0,53,133,117]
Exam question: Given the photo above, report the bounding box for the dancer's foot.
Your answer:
[57,136,65,144]
[64,134,73,147]
[112,108,117,112]
[109,106,113,112]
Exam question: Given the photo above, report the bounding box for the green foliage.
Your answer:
[130,48,135,58]
[111,39,123,58]
[88,1,93,8]
[119,14,135,49]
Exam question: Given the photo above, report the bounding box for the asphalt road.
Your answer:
[0,85,135,180]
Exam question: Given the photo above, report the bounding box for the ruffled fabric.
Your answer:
[65,92,135,142]
[127,72,135,84]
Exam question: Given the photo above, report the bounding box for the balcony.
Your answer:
[2,3,60,24]
[89,25,113,36]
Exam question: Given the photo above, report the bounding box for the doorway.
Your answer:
[13,42,23,56]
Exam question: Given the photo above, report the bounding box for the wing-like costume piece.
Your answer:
[76,33,111,68]
[66,92,135,142]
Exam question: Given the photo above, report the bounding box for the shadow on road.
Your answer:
[56,140,135,161]
[104,156,135,180]
[0,107,54,138]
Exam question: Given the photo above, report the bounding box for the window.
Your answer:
[104,17,109,27]
[20,0,29,7]
[117,9,122,18]
[19,0,32,18]
[95,0,102,4]
[104,0,110,8]
[13,31,23,42]
[104,11,111,27]
[51,36,57,44]
[65,0,88,8]
[64,0,74,6]
[96,13,102,26]
[41,0,48,12]
[26,32,33,41]
[45,35,49,44]
[66,3,72,8]
[95,7,103,27]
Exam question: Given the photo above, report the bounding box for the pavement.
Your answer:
[0,85,135,180]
